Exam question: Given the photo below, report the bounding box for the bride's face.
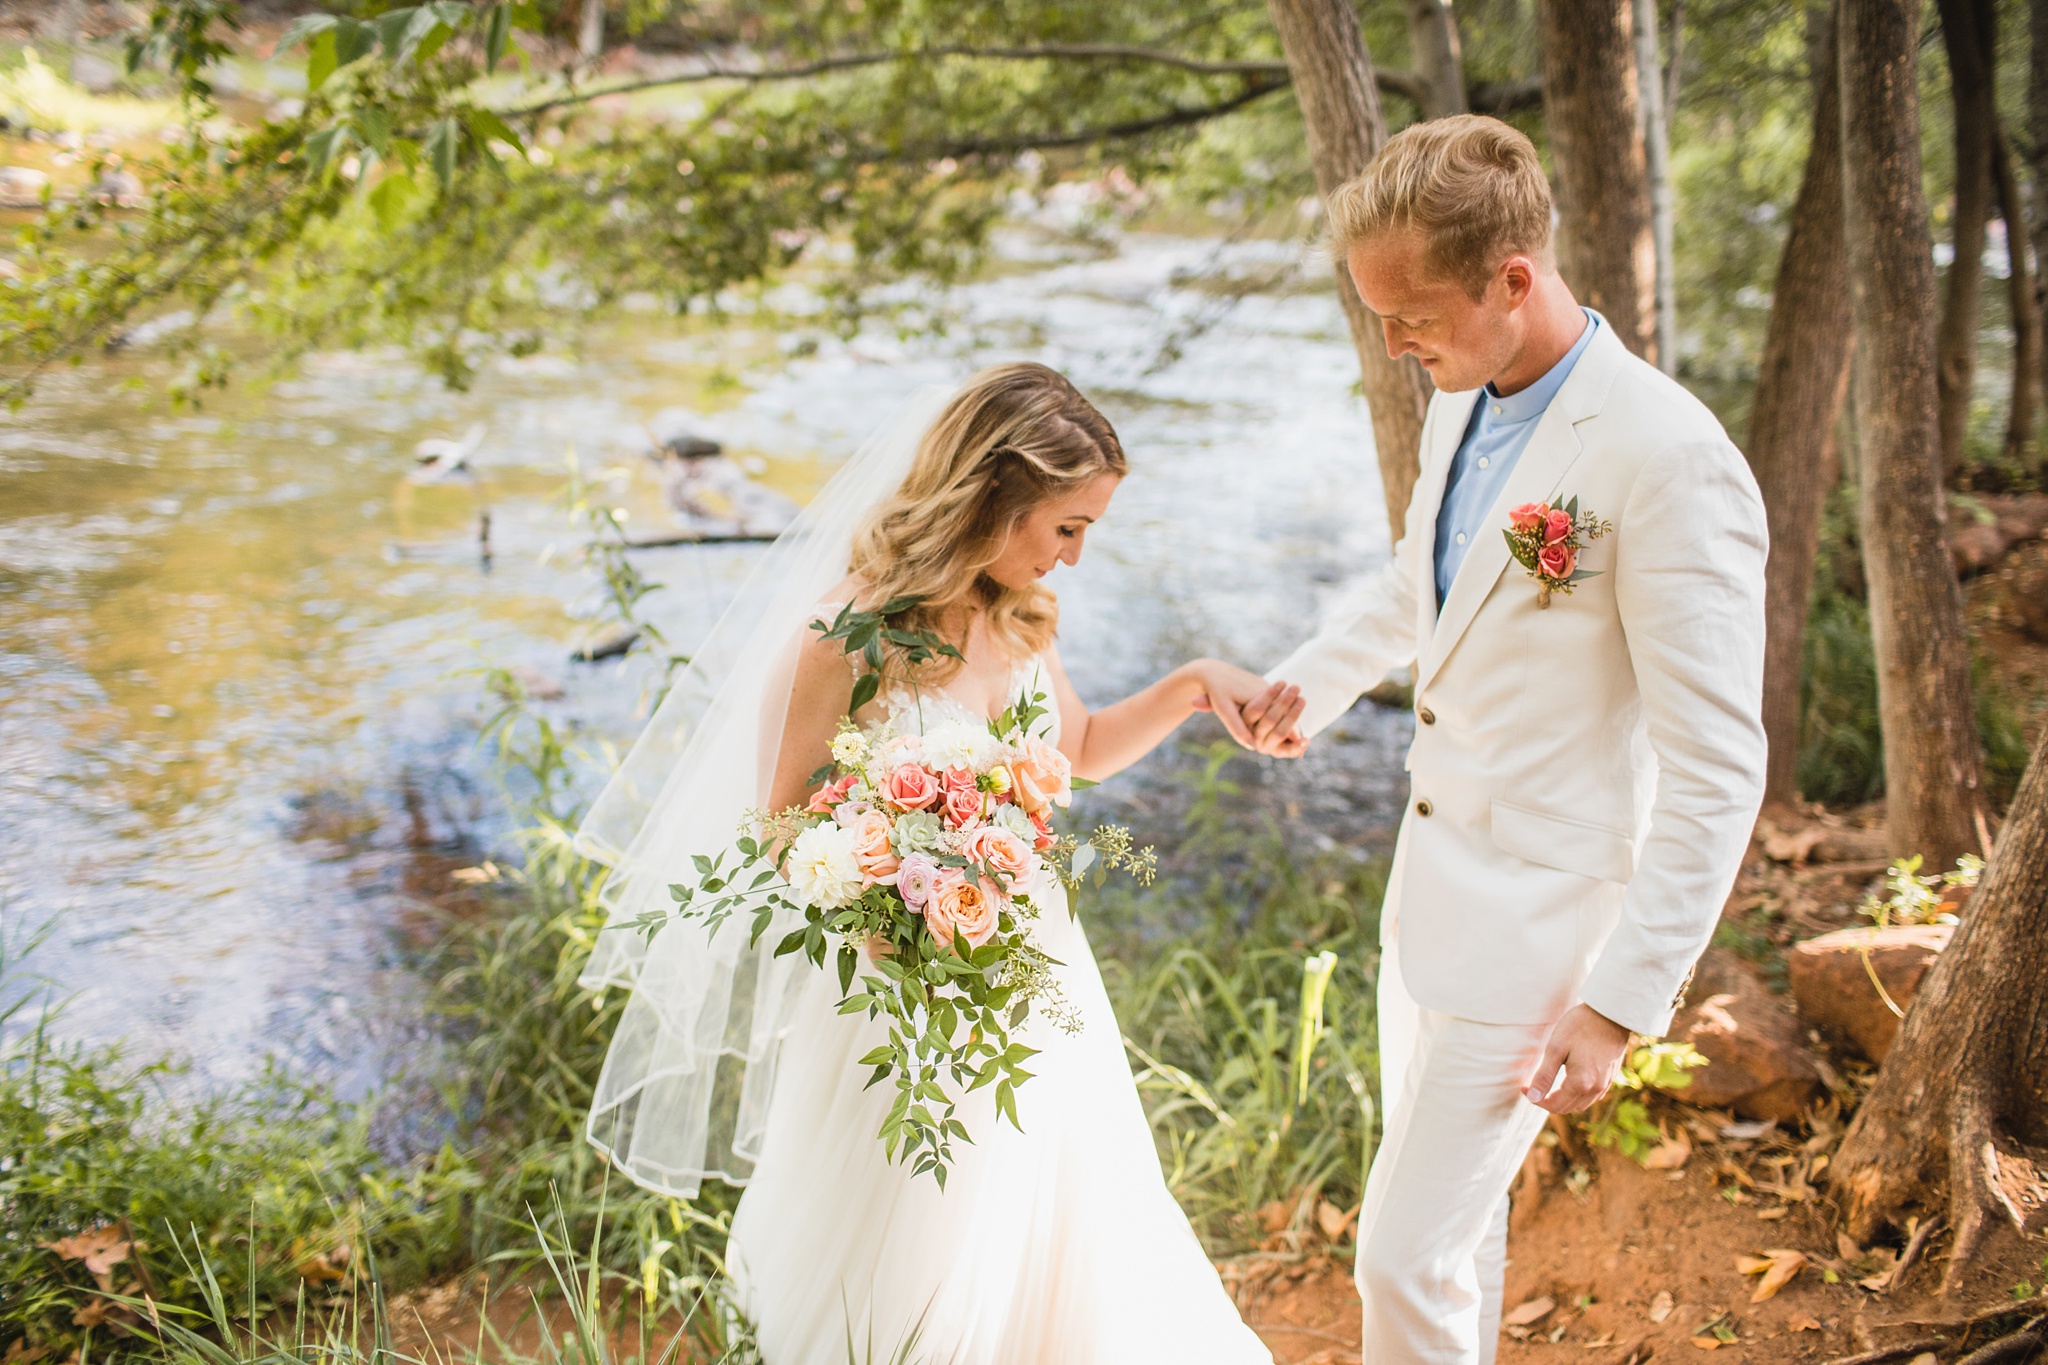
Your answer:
[985,472,1120,590]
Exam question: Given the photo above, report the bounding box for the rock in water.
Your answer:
[1654,950,1822,1122]
[1786,924,1953,1063]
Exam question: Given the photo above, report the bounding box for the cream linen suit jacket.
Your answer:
[1269,323,1768,1037]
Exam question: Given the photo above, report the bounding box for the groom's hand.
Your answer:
[1523,1004,1631,1114]
[1239,680,1308,757]
[1185,663,1307,755]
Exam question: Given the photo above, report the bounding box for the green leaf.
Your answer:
[275,14,339,54]
[355,105,393,155]
[372,7,420,55]
[304,28,340,91]
[1069,776,1098,791]
[366,170,420,230]
[424,117,459,188]
[463,106,524,155]
[1565,567,1604,582]
[484,3,512,72]
[849,671,881,715]
[301,124,351,177]
[333,16,377,69]
[509,2,545,31]
[1566,494,1581,518]
[691,853,714,876]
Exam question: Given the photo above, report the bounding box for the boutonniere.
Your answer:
[1504,497,1612,608]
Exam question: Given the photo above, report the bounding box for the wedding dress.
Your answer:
[725,652,1274,1364]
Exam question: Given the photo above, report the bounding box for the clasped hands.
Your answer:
[1181,661,1309,758]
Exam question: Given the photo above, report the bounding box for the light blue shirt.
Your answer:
[1432,309,1600,607]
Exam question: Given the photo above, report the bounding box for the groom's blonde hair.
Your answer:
[1328,115,1552,299]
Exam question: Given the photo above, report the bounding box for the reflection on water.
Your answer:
[0,229,1413,1095]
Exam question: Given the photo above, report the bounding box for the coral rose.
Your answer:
[1028,810,1056,850]
[1508,502,1547,533]
[926,871,1000,950]
[1010,736,1072,814]
[1542,508,1574,544]
[1537,542,1576,580]
[848,808,900,886]
[964,824,1038,895]
[943,781,985,828]
[805,773,858,814]
[880,763,941,811]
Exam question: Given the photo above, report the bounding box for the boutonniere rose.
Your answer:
[1504,496,1612,607]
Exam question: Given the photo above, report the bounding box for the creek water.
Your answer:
[0,227,1412,1099]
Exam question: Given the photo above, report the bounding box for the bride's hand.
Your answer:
[1182,659,1308,757]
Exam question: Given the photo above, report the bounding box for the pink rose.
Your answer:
[1537,542,1576,580]
[941,767,978,795]
[1028,810,1056,851]
[964,824,1038,895]
[1010,736,1072,814]
[847,808,900,886]
[943,781,985,828]
[896,852,940,907]
[926,871,1000,951]
[1542,508,1574,545]
[1508,502,1547,534]
[880,763,941,812]
[804,773,857,814]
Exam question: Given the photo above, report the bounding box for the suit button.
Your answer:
[1418,705,1436,726]
[1415,799,1433,818]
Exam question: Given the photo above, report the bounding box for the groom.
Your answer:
[1238,116,1767,1364]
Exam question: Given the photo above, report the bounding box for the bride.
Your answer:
[574,362,1301,1363]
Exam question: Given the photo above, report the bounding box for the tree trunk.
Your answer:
[1832,726,2048,1288]
[1994,124,2041,467]
[579,0,606,63]
[2032,0,2048,480]
[1838,0,1988,868]
[1405,0,1470,119]
[1268,0,1434,542]
[1536,0,1658,363]
[1748,8,1853,814]
[1937,0,1997,484]
[1634,0,1677,374]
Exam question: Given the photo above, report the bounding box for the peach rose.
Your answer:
[1010,736,1072,814]
[1537,542,1576,580]
[805,773,858,814]
[1542,508,1574,544]
[943,781,985,828]
[925,871,1000,950]
[880,763,941,812]
[964,824,1038,895]
[1508,502,1547,533]
[848,808,901,886]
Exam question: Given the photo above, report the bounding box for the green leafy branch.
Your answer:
[809,596,964,716]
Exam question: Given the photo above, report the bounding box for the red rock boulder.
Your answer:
[1786,923,1953,1063]
[1654,950,1823,1122]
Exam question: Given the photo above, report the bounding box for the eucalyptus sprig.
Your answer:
[809,596,965,716]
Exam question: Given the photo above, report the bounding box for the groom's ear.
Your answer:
[1497,255,1538,309]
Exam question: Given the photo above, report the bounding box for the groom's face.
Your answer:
[1347,229,1527,394]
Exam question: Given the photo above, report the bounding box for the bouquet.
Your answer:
[1503,495,1612,608]
[630,601,1153,1186]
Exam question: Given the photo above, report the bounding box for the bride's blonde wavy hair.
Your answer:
[848,362,1126,682]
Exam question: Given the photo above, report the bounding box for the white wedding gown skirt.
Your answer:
[725,662,1270,1363]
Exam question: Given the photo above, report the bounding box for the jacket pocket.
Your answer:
[1490,799,1637,885]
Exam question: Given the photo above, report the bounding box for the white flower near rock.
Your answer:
[921,721,991,774]
[785,823,863,909]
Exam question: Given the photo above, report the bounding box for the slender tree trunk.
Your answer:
[2030,0,2048,480]
[1833,726,2048,1288]
[1405,0,1469,119]
[579,0,605,63]
[1536,0,1658,363]
[1748,9,1853,813]
[1268,0,1433,542]
[1936,0,1997,484]
[1994,125,2042,466]
[1838,0,1988,868]
[1635,0,1678,373]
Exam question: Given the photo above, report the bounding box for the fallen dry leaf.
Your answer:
[40,1226,134,1278]
[1504,1296,1556,1328]
[1755,1206,1788,1221]
[1584,1334,1616,1349]
[1836,1232,1862,1261]
[70,1298,117,1329]
[1316,1199,1359,1242]
[1907,1355,1938,1365]
[1256,1199,1291,1235]
[1649,1291,1675,1324]
[1745,1249,1809,1302]
[1735,1254,1776,1275]
[1690,1338,1722,1350]
[1788,1315,1822,1333]
[1644,1129,1693,1171]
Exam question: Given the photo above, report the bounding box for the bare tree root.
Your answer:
[1953,1314,2046,1365]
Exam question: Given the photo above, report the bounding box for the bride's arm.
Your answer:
[766,630,859,812]
[1042,645,1303,782]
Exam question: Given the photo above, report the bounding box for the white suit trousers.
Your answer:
[1358,943,1555,1365]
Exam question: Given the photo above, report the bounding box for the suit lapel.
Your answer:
[1416,325,1630,690]
[1411,388,1480,643]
